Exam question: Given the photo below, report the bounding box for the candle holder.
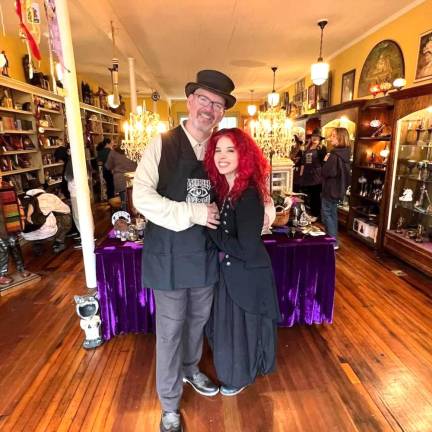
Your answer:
[407,159,416,176]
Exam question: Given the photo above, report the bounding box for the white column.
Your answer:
[55,0,96,288]
[128,57,137,113]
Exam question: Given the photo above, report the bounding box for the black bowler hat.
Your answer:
[185,70,236,109]
[311,128,325,140]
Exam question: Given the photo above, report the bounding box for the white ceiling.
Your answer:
[3,0,423,101]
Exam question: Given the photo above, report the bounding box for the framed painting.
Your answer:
[358,40,405,97]
[341,69,356,103]
[414,29,432,82]
[307,85,317,110]
[317,72,332,110]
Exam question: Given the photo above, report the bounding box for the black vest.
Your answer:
[141,126,218,290]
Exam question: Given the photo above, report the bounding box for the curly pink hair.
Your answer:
[204,128,270,205]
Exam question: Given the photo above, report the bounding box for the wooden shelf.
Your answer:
[41,127,63,132]
[38,107,61,114]
[354,165,386,172]
[352,194,382,204]
[0,149,38,155]
[46,180,62,186]
[0,107,33,115]
[358,136,391,141]
[1,167,40,175]
[0,130,36,135]
[351,206,379,220]
[41,145,62,150]
[43,162,64,168]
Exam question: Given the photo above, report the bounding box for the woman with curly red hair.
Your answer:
[204,128,280,396]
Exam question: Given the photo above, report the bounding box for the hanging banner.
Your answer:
[44,0,65,71]
[15,0,42,60]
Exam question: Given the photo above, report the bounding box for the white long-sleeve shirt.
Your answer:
[132,122,209,232]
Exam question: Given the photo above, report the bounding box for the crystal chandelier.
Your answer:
[121,104,161,162]
[311,20,329,86]
[252,107,293,161]
[251,68,293,162]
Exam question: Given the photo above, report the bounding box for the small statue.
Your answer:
[414,184,431,212]
[415,224,425,243]
[395,216,404,234]
[74,293,103,349]
[0,51,9,77]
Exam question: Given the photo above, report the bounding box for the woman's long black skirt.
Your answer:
[207,272,278,388]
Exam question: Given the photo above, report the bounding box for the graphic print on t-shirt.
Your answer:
[186,178,211,203]
[305,152,313,164]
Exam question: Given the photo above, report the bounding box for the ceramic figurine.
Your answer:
[399,188,413,202]
[74,293,103,349]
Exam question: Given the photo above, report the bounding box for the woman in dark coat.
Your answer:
[204,128,280,396]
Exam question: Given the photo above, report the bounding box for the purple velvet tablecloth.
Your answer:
[96,234,336,341]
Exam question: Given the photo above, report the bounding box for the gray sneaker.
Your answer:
[160,410,183,432]
[182,371,219,396]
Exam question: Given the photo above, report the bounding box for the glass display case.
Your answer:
[271,158,293,195]
[385,105,432,275]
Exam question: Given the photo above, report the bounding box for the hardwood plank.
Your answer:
[0,211,431,431]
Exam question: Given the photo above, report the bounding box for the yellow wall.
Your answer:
[0,34,51,83]
[170,99,256,126]
[123,96,169,122]
[329,0,432,103]
[283,0,432,109]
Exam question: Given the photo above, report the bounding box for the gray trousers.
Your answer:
[154,286,214,412]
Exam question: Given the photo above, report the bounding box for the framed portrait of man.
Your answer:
[414,29,432,82]
[307,85,317,110]
[341,69,356,103]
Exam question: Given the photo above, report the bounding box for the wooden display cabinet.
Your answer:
[383,83,432,277]
[347,96,394,249]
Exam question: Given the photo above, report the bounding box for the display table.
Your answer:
[95,234,336,341]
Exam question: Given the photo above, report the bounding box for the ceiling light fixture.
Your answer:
[247,89,257,116]
[311,19,329,86]
[108,21,120,109]
[267,67,280,107]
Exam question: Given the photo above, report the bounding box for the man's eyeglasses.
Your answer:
[194,93,225,113]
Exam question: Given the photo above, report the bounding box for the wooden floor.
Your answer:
[0,205,431,432]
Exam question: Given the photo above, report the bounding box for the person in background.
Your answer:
[204,128,280,396]
[105,144,137,211]
[321,127,351,250]
[21,180,72,254]
[96,138,115,200]
[133,70,235,432]
[300,128,327,221]
[290,134,304,193]
[63,152,93,245]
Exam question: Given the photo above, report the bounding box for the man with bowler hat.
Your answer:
[133,70,236,432]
